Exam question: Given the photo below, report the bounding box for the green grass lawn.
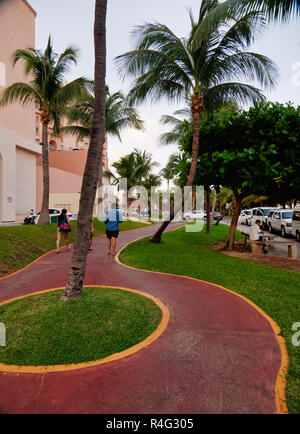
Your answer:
[119,224,300,414]
[0,219,148,277]
[0,287,162,366]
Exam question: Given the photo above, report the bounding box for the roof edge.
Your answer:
[23,0,37,17]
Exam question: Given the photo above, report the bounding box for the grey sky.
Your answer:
[29,0,300,175]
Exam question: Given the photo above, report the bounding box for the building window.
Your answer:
[36,116,39,124]
[36,127,39,135]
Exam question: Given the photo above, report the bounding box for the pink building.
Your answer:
[0,0,109,221]
[36,145,109,216]
[0,0,41,222]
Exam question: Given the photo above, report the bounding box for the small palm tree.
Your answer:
[105,148,159,208]
[160,166,174,190]
[62,85,144,187]
[116,1,278,241]
[0,37,88,224]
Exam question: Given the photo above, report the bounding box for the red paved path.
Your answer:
[0,223,282,414]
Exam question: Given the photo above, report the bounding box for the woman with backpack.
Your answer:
[56,209,71,253]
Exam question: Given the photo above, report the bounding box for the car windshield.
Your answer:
[282,212,292,219]
[263,209,273,216]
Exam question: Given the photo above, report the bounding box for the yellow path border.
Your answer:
[0,285,169,374]
[115,234,289,415]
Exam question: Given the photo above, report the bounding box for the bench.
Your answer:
[250,240,298,259]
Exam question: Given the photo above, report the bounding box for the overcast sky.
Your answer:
[28,0,300,177]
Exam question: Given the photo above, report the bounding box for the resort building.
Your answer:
[0,0,41,222]
[0,0,109,222]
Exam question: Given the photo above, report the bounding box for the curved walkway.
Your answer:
[0,223,283,414]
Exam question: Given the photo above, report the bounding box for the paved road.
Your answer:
[0,223,283,414]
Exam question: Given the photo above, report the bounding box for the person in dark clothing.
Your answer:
[56,209,71,253]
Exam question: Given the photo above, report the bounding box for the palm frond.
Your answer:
[204,82,265,111]
[0,82,40,107]
[60,125,90,141]
[211,51,278,90]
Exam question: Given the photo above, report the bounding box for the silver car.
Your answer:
[267,209,293,237]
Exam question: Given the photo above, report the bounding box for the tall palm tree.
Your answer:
[0,37,88,224]
[61,0,107,300]
[116,1,278,242]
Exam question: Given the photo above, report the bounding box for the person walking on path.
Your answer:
[56,209,71,254]
[104,203,123,255]
[88,221,94,251]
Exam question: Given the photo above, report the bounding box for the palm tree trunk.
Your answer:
[226,192,242,251]
[150,92,202,243]
[61,0,107,300]
[38,119,50,225]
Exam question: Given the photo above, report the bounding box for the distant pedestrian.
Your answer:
[104,203,123,255]
[88,221,94,251]
[56,209,71,253]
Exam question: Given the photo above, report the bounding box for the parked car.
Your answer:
[267,209,293,237]
[239,209,252,225]
[184,210,205,221]
[291,207,300,242]
[35,208,75,224]
[249,207,280,229]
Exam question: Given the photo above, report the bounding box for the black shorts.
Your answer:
[106,230,119,239]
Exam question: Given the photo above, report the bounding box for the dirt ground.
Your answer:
[213,242,300,272]
[224,251,300,272]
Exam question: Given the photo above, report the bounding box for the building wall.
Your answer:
[0,0,36,142]
[0,127,40,221]
[16,146,37,215]
[36,151,87,212]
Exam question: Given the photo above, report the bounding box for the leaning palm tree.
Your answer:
[61,0,107,300]
[116,0,278,242]
[0,36,88,225]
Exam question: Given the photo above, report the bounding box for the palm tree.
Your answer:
[106,148,159,208]
[62,85,144,187]
[160,166,174,190]
[61,0,107,300]
[116,1,278,242]
[0,37,88,225]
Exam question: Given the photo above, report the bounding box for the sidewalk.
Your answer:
[0,223,283,414]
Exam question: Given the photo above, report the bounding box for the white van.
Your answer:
[292,208,300,242]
